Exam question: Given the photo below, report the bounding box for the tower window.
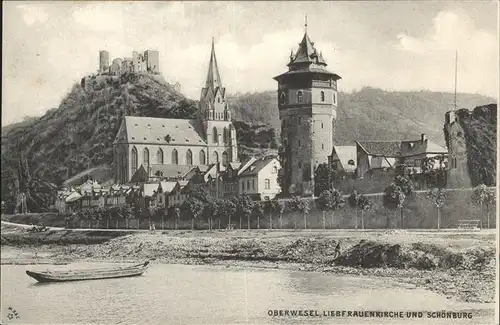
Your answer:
[321,122,324,129]
[280,92,286,105]
[322,143,324,150]
[298,140,301,147]
[333,92,337,104]
[297,91,303,103]
[320,91,325,102]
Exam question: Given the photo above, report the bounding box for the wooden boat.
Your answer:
[26,261,151,283]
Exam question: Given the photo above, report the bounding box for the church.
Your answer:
[113,39,238,184]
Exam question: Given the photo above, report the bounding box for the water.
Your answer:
[1,263,494,324]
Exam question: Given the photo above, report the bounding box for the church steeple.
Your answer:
[205,37,223,91]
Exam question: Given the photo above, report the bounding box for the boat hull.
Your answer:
[26,261,150,283]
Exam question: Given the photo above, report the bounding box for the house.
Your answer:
[238,156,281,200]
[221,162,242,198]
[167,180,190,208]
[355,141,401,178]
[400,134,448,173]
[328,145,357,178]
[156,181,177,208]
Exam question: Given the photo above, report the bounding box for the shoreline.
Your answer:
[1,229,495,305]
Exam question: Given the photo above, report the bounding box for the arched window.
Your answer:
[280,92,286,105]
[131,147,138,175]
[223,128,228,144]
[186,149,193,165]
[143,148,149,166]
[212,151,219,163]
[156,148,164,164]
[222,151,229,166]
[297,91,303,103]
[320,91,325,102]
[213,127,218,143]
[199,150,206,165]
[172,149,178,165]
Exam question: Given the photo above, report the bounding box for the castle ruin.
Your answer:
[98,50,160,76]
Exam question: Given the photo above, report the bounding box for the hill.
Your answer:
[0,73,276,212]
[228,88,495,145]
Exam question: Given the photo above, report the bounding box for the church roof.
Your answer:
[201,38,224,97]
[120,116,207,145]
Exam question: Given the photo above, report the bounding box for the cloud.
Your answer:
[393,10,497,97]
[72,2,124,32]
[17,4,48,26]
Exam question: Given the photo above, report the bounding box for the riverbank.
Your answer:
[1,228,495,304]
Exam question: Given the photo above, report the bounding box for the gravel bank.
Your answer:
[1,229,495,304]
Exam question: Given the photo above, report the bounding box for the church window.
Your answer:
[212,151,219,163]
[297,91,303,103]
[199,150,206,165]
[172,149,178,165]
[131,147,138,175]
[157,149,164,164]
[280,92,286,105]
[143,148,150,166]
[186,150,193,165]
[213,127,218,143]
[223,128,228,144]
[222,151,229,166]
[320,91,325,102]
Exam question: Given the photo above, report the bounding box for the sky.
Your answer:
[2,1,498,126]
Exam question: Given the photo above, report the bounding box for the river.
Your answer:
[1,262,494,324]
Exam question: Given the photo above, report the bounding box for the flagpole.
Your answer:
[454,50,458,111]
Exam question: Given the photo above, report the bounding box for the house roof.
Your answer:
[237,156,258,175]
[331,145,357,172]
[356,141,401,157]
[239,156,278,177]
[150,164,196,179]
[400,139,447,157]
[142,183,158,197]
[117,116,206,146]
[159,181,177,194]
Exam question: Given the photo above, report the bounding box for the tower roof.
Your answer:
[274,20,341,81]
[204,38,223,91]
[289,32,323,67]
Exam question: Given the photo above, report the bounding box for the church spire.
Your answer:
[205,37,223,91]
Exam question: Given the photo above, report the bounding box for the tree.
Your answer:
[263,199,280,230]
[472,184,489,229]
[427,187,447,230]
[383,183,406,228]
[485,189,495,229]
[233,195,253,230]
[316,190,331,229]
[314,163,334,197]
[252,202,264,229]
[298,198,311,229]
[394,175,414,228]
[277,200,285,229]
[181,196,204,230]
[287,196,302,230]
[173,206,180,230]
[348,190,360,229]
[357,195,372,230]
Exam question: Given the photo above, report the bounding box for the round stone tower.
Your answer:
[273,21,341,196]
[99,50,109,73]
